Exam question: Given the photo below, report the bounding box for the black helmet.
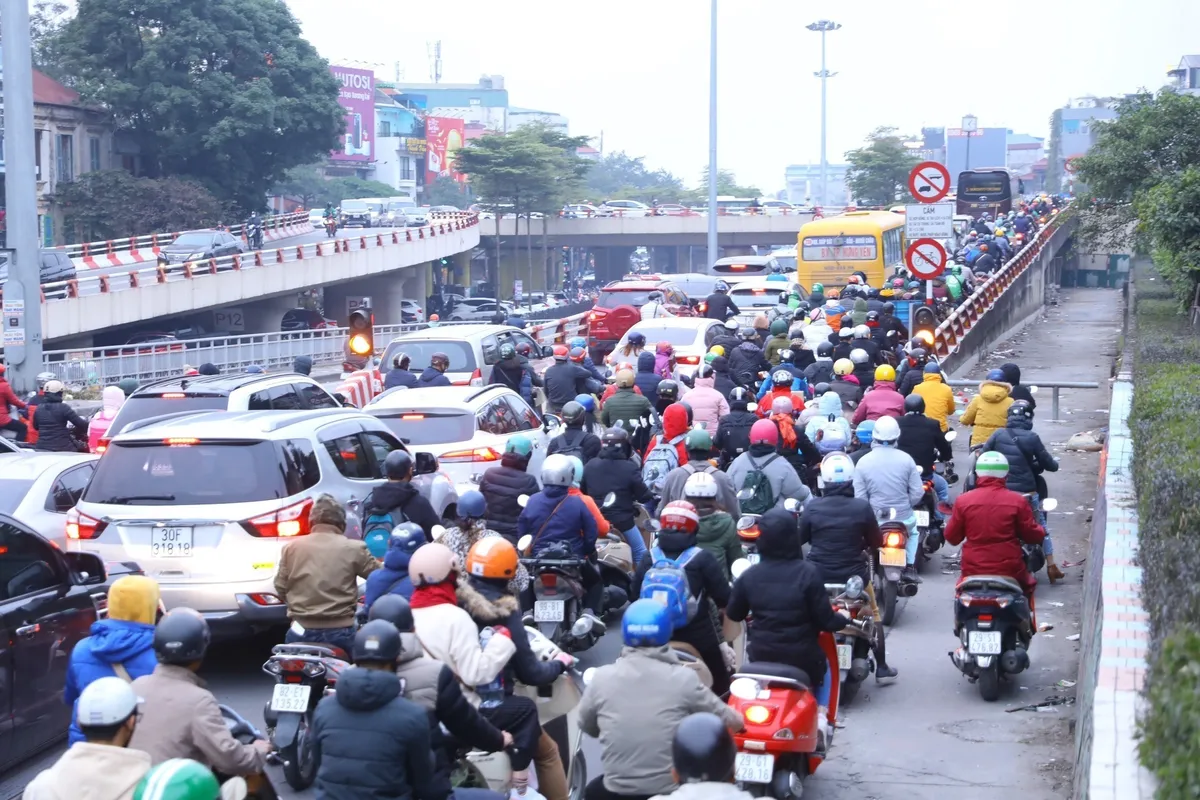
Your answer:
[672,712,737,784]
[657,379,680,400]
[796,301,811,314]
[368,594,414,633]
[778,291,790,304]
[385,450,414,480]
[729,387,750,408]
[904,394,926,415]
[628,331,646,346]
[601,426,630,447]
[153,608,211,665]
[865,310,880,324]
[431,352,450,370]
[499,343,516,360]
[817,341,834,358]
[353,619,402,663]
[1008,399,1034,420]
[562,401,586,425]
[813,381,832,395]
[882,301,895,315]
[739,327,757,341]
[779,349,794,364]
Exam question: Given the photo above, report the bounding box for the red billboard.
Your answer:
[330,66,375,163]
[426,116,465,183]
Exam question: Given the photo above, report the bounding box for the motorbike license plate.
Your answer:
[837,644,853,670]
[734,752,775,784]
[151,527,193,558]
[747,553,760,565]
[270,683,311,713]
[534,600,565,622]
[914,509,930,527]
[879,548,906,568]
[968,631,1003,655]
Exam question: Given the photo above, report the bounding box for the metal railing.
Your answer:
[944,378,1100,421]
[56,210,312,261]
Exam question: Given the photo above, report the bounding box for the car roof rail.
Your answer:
[261,408,362,432]
[119,410,218,435]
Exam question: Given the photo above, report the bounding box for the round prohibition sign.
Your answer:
[908,161,951,204]
[905,238,947,280]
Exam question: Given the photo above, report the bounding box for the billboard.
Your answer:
[426,116,465,183]
[330,66,375,163]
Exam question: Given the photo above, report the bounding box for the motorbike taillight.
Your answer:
[275,658,307,678]
[540,572,558,588]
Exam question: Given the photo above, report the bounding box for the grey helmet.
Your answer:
[541,454,575,487]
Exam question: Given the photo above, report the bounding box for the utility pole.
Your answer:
[807,20,840,209]
[2,0,44,393]
[706,0,719,271]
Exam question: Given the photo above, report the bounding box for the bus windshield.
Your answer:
[958,172,1011,200]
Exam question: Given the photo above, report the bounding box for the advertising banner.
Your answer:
[330,66,375,163]
[426,116,466,183]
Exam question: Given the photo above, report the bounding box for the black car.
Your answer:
[0,515,141,771]
[281,308,338,336]
[156,229,245,267]
[0,250,78,300]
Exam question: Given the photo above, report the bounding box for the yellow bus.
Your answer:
[796,211,906,290]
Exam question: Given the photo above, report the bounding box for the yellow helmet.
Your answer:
[833,358,855,376]
[708,345,725,357]
[874,364,896,382]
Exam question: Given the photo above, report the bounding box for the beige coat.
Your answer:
[274,523,378,628]
[23,743,150,800]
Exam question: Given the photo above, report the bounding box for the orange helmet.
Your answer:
[847,275,860,284]
[429,313,440,321]
[466,537,519,579]
[659,500,700,535]
[553,344,569,360]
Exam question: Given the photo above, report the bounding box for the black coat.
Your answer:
[311,667,439,800]
[776,422,821,478]
[831,341,853,362]
[804,360,835,386]
[897,367,925,396]
[711,334,742,357]
[583,447,652,531]
[478,454,540,543]
[544,362,597,409]
[704,293,740,321]
[633,528,730,650]
[851,337,881,366]
[713,369,738,401]
[488,358,528,395]
[633,352,661,401]
[714,409,758,464]
[727,342,769,386]
[547,427,603,464]
[999,363,1036,411]
[974,253,999,274]
[364,481,442,541]
[981,419,1058,494]
[726,509,846,687]
[897,413,952,476]
[800,483,880,584]
[33,395,87,452]
[880,313,909,343]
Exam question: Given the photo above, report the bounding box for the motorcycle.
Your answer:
[1020,496,1058,575]
[247,222,264,251]
[875,512,915,626]
[220,705,280,800]
[825,575,878,706]
[324,217,338,238]
[596,494,636,615]
[916,430,957,565]
[261,642,350,790]
[949,574,1034,701]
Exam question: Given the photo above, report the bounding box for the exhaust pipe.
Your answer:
[949,647,969,672]
[1000,648,1030,674]
[899,581,920,598]
[849,658,871,683]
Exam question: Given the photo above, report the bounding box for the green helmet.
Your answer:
[134,760,224,800]
[812,282,824,293]
[770,319,788,336]
[975,451,1009,478]
[950,264,962,277]
[946,275,963,301]
[499,343,516,360]
[704,352,718,364]
[505,435,533,457]
[685,428,713,453]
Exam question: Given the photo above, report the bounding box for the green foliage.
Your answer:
[271,165,396,208]
[1140,627,1200,797]
[454,124,592,215]
[845,127,920,207]
[1045,108,1063,194]
[585,152,686,203]
[697,167,761,199]
[424,176,471,208]
[53,169,230,240]
[27,0,70,78]
[48,0,344,212]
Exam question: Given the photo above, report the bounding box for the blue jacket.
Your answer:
[634,352,661,400]
[418,367,452,387]
[385,368,419,390]
[64,619,158,745]
[965,245,983,267]
[756,367,809,401]
[363,549,415,611]
[581,356,606,384]
[518,484,598,558]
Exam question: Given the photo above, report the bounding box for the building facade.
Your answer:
[373,98,424,198]
[1167,55,1200,96]
[784,163,851,207]
[388,75,510,132]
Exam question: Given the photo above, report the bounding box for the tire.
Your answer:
[840,676,861,706]
[279,713,318,790]
[916,530,929,572]
[978,664,1001,702]
[568,745,587,800]
[881,581,898,626]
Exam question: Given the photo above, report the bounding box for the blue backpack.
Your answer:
[363,507,406,558]
[639,546,702,628]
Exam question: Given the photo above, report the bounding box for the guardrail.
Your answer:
[943,378,1099,422]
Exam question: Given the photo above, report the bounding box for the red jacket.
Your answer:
[852,380,905,424]
[756,387,807,419]
[944,476,1046,593]
[643,403,690,465]
[0,379,27,425]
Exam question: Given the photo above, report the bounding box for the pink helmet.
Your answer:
[408,543,458,587]
[750,418,779,447]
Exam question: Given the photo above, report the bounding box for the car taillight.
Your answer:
[95,438,110,454]
[677,355,700,365]
[439,447,502,463]
[66,507,105,540]
[242,497,314,538]
[589,309,608,324]
[468,368,483,387]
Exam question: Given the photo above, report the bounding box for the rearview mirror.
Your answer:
[602,492,617,509]
[731,558,752,579]
[1028,385,1039,395]
[517,534,532,551]
[517,494,530,508]
[541,345,554,358]
[782,498,802,514]
[543,414,562,432]
[413,451,439,475]
[944,430,957,443]
[737,489,754,501]
[64,552,107,585]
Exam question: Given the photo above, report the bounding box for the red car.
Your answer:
[587,279,696,362]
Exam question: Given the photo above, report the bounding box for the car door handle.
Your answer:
[16,623,40,637]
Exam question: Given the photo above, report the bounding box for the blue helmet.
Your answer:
[505,435,533,457]
[986,369,1006,381]
[574,394,596,413]
[458,491,487,520]
[388,523,425,556]
[622,599,673,647]
[568,336,587,350]
[628,331,646,346]
[854,420,874,444]
[568,456,584,487]
[924,361,941,374]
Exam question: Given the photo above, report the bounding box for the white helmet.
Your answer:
[77,676,140,727]
[849,348,870,365]
[409,542,458,587]
[541,454,576,487]
[854,324,870,339]
[819,452,855,484]
[683,471,720,499]
[872,415,901,444]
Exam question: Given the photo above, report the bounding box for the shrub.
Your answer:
[1139,627,1200,796]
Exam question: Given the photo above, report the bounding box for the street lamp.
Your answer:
[707,0,718,272]
[807,20,841,210]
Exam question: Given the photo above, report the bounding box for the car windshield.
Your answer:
[108,395,229,437]
[775,256,798,271]
[620,324,702,347]
[84,440,303,505]
[0,478,35,513]
[364,202,384,212]
[342,201,369,211]
[674,277,718,298]
[380,340,477,372]
[731,287,787,306]
[171,233,213,248]
[597,289,657,309]
[369,410,475,446]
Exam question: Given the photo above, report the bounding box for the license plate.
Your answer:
[734,752,775,784]
[151,527,193,558]
[914,509,930,527]
[837,644,853,669]
[534,600,564,622]
[270,683,312,713]
[968,631,1003,655]
[748,553,761,565]
[879,548,906,567]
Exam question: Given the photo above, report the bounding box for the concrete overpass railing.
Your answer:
[480,211,815,247]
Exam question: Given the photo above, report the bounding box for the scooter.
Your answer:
[949,574,1034,702]
[324,217,338,238]
[825,575,878,706]
[247,222,264,251]
[261,643,350,790]
[916,431,957,565]
[596,493,636,613]
[220,705,280,800]
[875,512,915,626]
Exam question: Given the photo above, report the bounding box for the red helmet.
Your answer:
[659,500,700,535]
[750,418,779,447]
[552,344,569,360]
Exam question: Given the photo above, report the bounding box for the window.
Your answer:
[248,384,302,410]
[55,134,74,183]
[297,383,340,410]
[503,395,541,431]
[322,434,374,480]
[399,158,414,181]
[360,432,404,478]
[704,324,722,348]
[882,227,903,268]
[34,129,42,178]
[47,464,96,513]
[477,398,519,435]
[277,439,321,494]
[379,120,392,137]
[0,522,61,601]
[88,136,102,172]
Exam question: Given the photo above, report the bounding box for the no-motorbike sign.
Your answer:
[908,161,951,204]
[905,238,947,280]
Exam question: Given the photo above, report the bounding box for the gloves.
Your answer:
[834,612,853,630]
[720,642,737,672]
[492,625,512,640]
[553,652,575,671]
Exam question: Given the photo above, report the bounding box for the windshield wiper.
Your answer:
[98,494,177,505]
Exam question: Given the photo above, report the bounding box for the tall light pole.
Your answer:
[807,20,840,209]
[706,0,718,271]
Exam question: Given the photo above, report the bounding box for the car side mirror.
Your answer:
[944,430,957,442]
[543,414,562,432]
[413,452,439,475]
[541,345,554,358]
[64,551,107,585]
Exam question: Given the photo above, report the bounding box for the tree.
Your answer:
[271,165,397,208]
[845,127,921,207]
[425,175,471,208]
[697,167,761,198]
[54,170,229,241]
[586,151,686,203]
[48,0,344,212]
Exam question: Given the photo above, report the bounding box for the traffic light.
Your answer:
[347,308,374,358]
[912,305,937,349]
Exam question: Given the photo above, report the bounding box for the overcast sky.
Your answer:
[286,0,1200,193]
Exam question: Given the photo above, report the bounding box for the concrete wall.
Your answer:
[482,213,813,248]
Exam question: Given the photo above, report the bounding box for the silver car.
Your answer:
[0,452,98,547]
[68,408,457,636]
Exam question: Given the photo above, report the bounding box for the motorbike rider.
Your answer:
[973,244,999,275]
[633,352,663,402]
[765,396,821,482]
[274,494,378,654]
[850,324,881,366]
[129,609,270,773]
[655,429,739,516]
[878,301,909,344]
[829,359,862,406]
[584,427,654,566]
[363,523,424,614]
[363,450,443,539]
[0,364,28,441]
[852,365,905,424]
[33,379,87,452]
[713,388,757,467]
[545,345,602,415]
[385,352,421,389]
[849,348,875,391]
[852,416,925,583]
[755,367,806,419]
[684,472,746,580]
[490,344,538,405]
[419,352,454,387]
[960,369,1014,448]
[800,453,897,681]
[804,342,836,385]
[725,419,811,512]
[323,202,338,224]
[763,319,791,365]
[653,342,676,380]
[652,712,755,800]
[911,361,955,431]
[710,320,743,359]
[641,291,675,320]
[831,325,855,362]
[443,491,530,596]
[896,395,953,516]
[704,281,739,321]
[479,436,542,546]
[578,600,742,800]
[548,401,603,463]
[244,211,263,249]
[803,390,851,444]
[999,362,1037,411]
[685,364,730,432]
[708,356,737,400]
[726,328,770,389]
[849,421,874,465]
[601,369,654,453]
[896,349,929,396]
[751,314,771,347]
[610,331,648,367]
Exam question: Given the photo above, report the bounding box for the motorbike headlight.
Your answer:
[844,575,864,599]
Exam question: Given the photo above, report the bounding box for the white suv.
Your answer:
[597,200,651,218]
[379,324,553,386]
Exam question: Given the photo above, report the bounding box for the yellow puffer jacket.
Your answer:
[960,379,1013,447]
[912,373,957,432]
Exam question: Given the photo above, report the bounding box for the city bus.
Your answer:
[956,168,1023,218]
[796,211,906,290]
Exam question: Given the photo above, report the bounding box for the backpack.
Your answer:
[363,506,406,559]
[642,433,686,494]
[639,546,702,627]
[552,429,587,461]
[739,454,779,515]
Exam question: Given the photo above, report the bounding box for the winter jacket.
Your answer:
[852,380,904,425]
[945,476,1046,593]
[544,362,595,410]
[0,378,26,426]
[311,666,439,800]
[633,352,662,400]
[417,367,452,387]
[385,368,420,390]
[686,377,730,433]
[442,524,530,595]
[478,454,540,544]
[1000,363,1037,411]
[87,386,124,453]
[848,298,869,326]
[830,376,862,407]
[600,386,653,435]
[459,579,566,691]
[22,742,151,800]
[755,386,806,419]
[897,366,924,397]
[981,417,1058,494]
[488,358,532,402]
[726,443,812,511]
[364,481,442,541]
[547,426,603,464]
[654,347,673,379]
[704,292,740,321]
[727,341,770,387]
[578,646,741,797]
[711,358,738,400]
[852,444,924,518]
[912,373,956,431]
[897,413,953,476]
[275,523,377,629]
[851,336,881,366]
[803,392,852,443]
[763,334,790,366]
[643,404,691,467]
[656,460,740,517]
[960,380,1013,447]
[583,444,653,532]
[65,619,158,745]
[363,547,415,612]
[726,510,846,688]
[33,393,87,452]
[129,664,265,774]
[714,408,757,465]
[518,484,598,558]
[800,483,881,585]
[804,358,835,386]
[633,528,730,653]
[696,512,746,579]
[769,419,821,479]
[411,589,516,705]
